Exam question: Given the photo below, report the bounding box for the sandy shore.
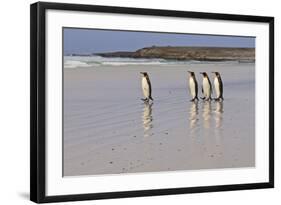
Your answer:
[63,62,255,176]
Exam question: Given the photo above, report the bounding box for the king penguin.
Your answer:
[140,72,153,102]
[200,72,212,101]
[212,72,224,101]
[188,71,199,101]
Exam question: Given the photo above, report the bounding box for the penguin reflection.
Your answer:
[214,101,224,146]
[202,101,212,129]
[142,102,153,137]
[214,101,223,128]
[189,101,199,130]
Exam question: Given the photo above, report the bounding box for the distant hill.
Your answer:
[95,46,255,61]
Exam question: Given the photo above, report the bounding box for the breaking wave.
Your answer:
[64,55,242,68]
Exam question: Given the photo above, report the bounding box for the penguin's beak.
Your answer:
[200,72,204,74]
[188,71,192,74]
[140,72,144,75]
[211,72,215,74]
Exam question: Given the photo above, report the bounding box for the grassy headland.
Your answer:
[94,46,255,61]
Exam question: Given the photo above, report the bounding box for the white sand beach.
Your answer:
[63,61,255,176]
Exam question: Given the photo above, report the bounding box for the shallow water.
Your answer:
[63,63,255,176]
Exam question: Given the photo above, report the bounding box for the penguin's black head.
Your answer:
[200,72,207,77]
[188,71,195,76]
[212,72,220,77]
[140,72,148,77]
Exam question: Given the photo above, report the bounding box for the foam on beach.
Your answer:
[63,56,247,69]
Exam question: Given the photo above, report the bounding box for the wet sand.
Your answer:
[63,63,255,176]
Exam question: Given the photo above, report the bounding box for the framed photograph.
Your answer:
[30,2,274,203]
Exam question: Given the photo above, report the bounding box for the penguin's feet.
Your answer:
[190,98,198,102]
[141,98,148,102]
[214,97,223,102]
[203,97,211,101]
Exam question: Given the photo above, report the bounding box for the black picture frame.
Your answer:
[30,1,274,203]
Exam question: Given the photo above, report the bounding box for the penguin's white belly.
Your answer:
[142,78,150,98]
[203,78,211,98]
[189,78,196,98]
[214,77,220,98]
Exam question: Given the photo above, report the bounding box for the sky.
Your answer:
[64,28,255,55]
